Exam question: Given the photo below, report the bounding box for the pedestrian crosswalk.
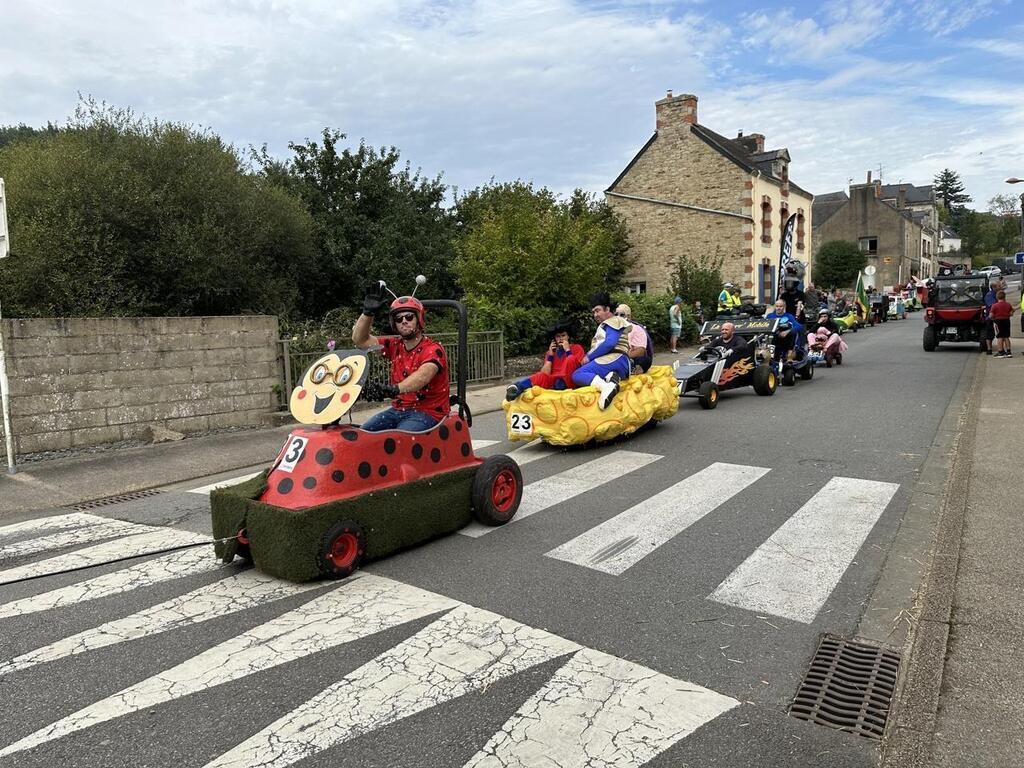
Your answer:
[0,446,901,765]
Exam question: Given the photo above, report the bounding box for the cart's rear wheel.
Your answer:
[799,363,814,380]
[317,521,366,579]
[697,381,719,409]
[472,455,522,526]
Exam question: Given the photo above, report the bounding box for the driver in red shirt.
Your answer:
[352,284,450,431]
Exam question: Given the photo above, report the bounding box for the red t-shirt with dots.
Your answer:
[379,335,451,419]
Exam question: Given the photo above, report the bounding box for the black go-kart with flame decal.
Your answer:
[672,317,779,409]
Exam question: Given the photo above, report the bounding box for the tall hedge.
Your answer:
[0,102,316,318]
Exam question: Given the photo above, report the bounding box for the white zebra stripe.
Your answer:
[709,476,899,623]
[0,574,457,757]
[0,528,210,586]
[188,472,264,495]
[0,519,160,560]
[0,513,108,542]
[506,439,553,467]
[471,439,499,450]
[462,649,739,768]
[546,462,770,575]
[0,547,226,619]
[202,605,579,768]
[460,450,661,538]
[0,570,324,677]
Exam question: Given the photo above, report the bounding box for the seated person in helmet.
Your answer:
[505,319,586,401]
[703,321,750,355]
[571,292,631,410]
[717,283,742,312]
[352,283,450,432]
[808,309,847,366]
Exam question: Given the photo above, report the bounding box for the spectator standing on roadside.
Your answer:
[989,290,1015,358]
[669,296,683,354]
[983,284,998,355]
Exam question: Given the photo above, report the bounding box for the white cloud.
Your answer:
[741,0,895,62]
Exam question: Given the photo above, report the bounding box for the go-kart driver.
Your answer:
[571,292,631,410]
[808,309,847,367]
[705,321,751,355]
[352,284,450,432]
[765,299,804,335]
[771,318,803,363]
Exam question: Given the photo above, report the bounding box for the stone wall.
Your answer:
[0,316,279,456]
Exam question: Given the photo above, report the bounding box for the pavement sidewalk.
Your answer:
[883,285,1024,766]
[0,349,691,518]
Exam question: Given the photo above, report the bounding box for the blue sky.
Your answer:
[2,0,1022,211]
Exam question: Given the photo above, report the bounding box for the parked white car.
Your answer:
[977,265,1002,277]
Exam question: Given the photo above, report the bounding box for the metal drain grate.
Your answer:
[790,634,900,740]
[70,489,165,510]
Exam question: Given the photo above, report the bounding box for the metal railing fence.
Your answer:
[276,331,504,408]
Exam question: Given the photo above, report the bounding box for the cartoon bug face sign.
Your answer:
[289,350,370,425]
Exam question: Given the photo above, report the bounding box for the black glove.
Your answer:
[362,381,400,402]
[362,281,387,316]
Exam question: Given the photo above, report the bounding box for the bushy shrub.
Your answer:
[669,252,725,319]
[611,291,699,348]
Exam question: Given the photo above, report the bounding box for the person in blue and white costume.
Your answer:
[571,292,632,410]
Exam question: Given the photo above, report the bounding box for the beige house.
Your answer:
[605,92,814,302]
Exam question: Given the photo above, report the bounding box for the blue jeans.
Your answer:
[361,408,440,433]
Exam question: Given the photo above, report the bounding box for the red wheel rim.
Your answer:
[328,531,359,569]
[236,528,250,546]
[491,469,518,513]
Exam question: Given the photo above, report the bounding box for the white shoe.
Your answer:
[593,372,621,410]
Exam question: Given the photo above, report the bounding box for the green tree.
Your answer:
[0,122,59,152]
[453,181,631,354]
[254,130,457,319]
[813,240,868,289]
[669,251,724,318]
[933,168,972,224]
[0,99,316,317]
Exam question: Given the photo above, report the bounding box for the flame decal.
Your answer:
[718,359,755,386]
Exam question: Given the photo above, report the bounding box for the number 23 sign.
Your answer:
[509,412,533,435]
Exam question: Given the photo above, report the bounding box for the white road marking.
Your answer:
[0,570,323,676]
[188,472,264,495]
[708,476,900,623]
[462,649,740,768]
[506,440,553,467]
[0,513,108,543]
[0,548,227,619]
[546,462,770,575]
[471,439,499,450]
[0,519,160,560]
[0,574,457,757]
[202,605,579,768]
[0,528,210,586]
[460,450,661,538]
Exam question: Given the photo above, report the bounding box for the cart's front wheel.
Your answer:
[697,381,719,409]
[235,528,253,563]
[472,455,523,526]
[317,521,366,579]
[752,365,776,396]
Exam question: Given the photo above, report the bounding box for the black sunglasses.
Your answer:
[394,312,417,323]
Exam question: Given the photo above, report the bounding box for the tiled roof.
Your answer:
[878,183,934,204]
[811,191,849,227]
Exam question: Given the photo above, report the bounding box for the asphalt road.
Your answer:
[0,313,978,768]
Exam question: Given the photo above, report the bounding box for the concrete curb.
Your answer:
[878,333,984,766]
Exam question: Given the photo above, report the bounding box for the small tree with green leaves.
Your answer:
[669,251,724,318]
[813,240,867,289]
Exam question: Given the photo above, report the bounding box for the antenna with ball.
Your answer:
[411,274,427,297]
[378,279,399,301]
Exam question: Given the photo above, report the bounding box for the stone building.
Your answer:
[813,174,938,287]
[604,92,814,301]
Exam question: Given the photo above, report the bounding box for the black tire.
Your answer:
[799,363,814,380]
[923,325,937,352]
[782,367,796,387]
[752,365,777,396]
[317,521,366,579]
[835,354,842,366]
[472,455,522,526]
[697,381,719,409]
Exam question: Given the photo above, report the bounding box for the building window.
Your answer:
[859,237,878,254]
[625,281,647,295]
[796,209,806,251]
[761,196,772,245]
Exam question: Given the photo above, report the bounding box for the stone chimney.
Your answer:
[655,91,698,131]
[867,170,872,184]
[897,186,907,209]
[735,132,765,154]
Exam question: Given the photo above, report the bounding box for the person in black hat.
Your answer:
[569,291,632,410]
[505,318,586,401]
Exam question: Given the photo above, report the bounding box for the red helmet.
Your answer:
[389,296,426,332]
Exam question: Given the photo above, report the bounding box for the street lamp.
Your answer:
[1006,178,1024,282]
